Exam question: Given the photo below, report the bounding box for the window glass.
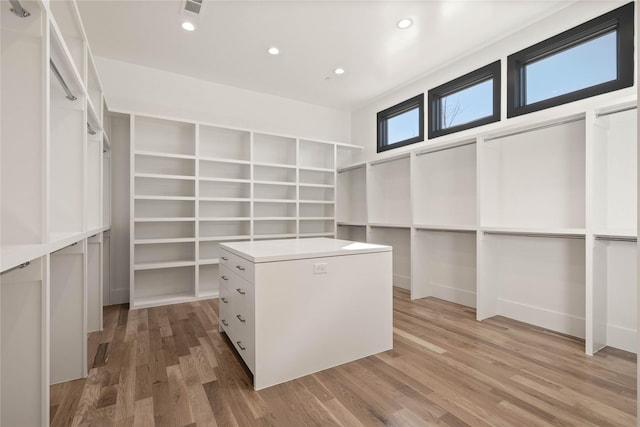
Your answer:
[524,31,617,104]
[439,79,494,129]
[387,107,420,145]
[377,94,424,153]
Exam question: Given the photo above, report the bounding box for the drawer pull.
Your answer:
[221,297,228,304]
[236,265,246,271]
[221,275,228,281]
[237,341,246,351]
[236,288,246,295]
[236,314,246,323]
[221,319,229,326]
[221,256,228,261]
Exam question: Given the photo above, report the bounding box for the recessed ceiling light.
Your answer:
[181,21,196,31]
[334,68,345,75]
[268,47,280,55]
[396,18,413,29]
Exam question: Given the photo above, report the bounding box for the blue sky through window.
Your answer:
[387,107,419,145]
[525,31,617,104]
[440,79,493,129]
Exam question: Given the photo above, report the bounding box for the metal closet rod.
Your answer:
[595,105,637,118]
[9,0,30,17]
[87,123,97,135]
[595,236,637,243]
[483,231,585,240]
[483,117,584,142]
[50,59,77,101]
[1,261,31,276]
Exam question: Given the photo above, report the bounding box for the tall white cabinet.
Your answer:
[126,112,358,309]
[338,99,637,356]
[1,0,112,424]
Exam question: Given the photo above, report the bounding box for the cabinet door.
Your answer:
[219,266,234,336]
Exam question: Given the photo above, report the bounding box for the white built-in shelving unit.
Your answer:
[337,98,637,356]
[128,113,357,309]
[1,0,112,424]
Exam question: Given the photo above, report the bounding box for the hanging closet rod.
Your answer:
[370,153,410,166]
[9,0,30,17]
[415,140,476,157]
[416,227,475,234]
[1,261,31,276]
[52,241,78,254]
[483,231,585,240]
[87,123,97,135]
[337,163,366,173]
[594,235,637,242]
[50,60,77,101]
[595,105,637,118]
[483,117,584,142]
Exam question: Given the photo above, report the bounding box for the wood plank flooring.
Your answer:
[50,288,637,426]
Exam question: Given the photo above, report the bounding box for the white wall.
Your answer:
[95,57,351,142]
[351,1,636,163]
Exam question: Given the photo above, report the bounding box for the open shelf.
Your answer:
[299,169,334,186]
[481,118,586,229]
[254,164,296,184]
[299,139,335,170]
[135,152,195,177]
[134,241,195,265]
[254,182,296,201]
[414,142,476,227]
[200,200,250,218]
[254,201,296,218]
[198,264,220,297]
[199,125,250,162]
[299,185,334,202]
[200,159,250,180]
[200,220,251,239]
[200,179,250,199]
[135,199,195,219]
[134,116,195,156]
[133,265,195,307]
[134,221,195,240]
[300,202,334,218]
[413,229,476,305]
[254,219,297,237]
[337,224,367,242]
[299,219,334,235]
[253,133,296,166]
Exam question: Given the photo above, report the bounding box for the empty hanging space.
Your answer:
[199,125,250,162]
[593,107,637,237]
[592,238,637,353]
[1,257,47,427]
[368,226,411,290]
[413,229,477,304]
[337,164,367,225]
[480,233,586,338]
[50,241,86,384]
[87,234,103,333]
[369,155,411,226]
[1,0,46,257]
[481,118,586,232]
[413,141,477,229]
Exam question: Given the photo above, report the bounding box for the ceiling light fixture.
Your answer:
[334,68,345,75]
[268,47,280,55]
[181,21,196,31]
[396,18,413,29]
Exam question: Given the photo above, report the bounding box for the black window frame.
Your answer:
[377,94,424,153]
[507,2,634,118]
[428,61,501,139]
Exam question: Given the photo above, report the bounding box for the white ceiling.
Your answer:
[77,1,574,111]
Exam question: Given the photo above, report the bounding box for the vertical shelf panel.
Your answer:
[1,1,46,247]
[87,133,102,230]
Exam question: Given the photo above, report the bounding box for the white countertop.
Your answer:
[220,238,392,263]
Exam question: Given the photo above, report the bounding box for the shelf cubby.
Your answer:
[299,169,334,186]
[299,186,334,202]
[200,200,250,218]
[299,219,334,235]
[134,242,195,265]
[133,266,195,307]
[200,179,250,199]
[337,166,366,224]
[200,220,251,238]
[198,264,220,297]
[413,142,476,227]
[254,201,296,218]
[253,133,296,166]
[591,238,637,354]
[412,229,476,305]
[300,202,334,218]
[593,108,637,235]
[134,221,195,240]
[368,226,411,290]
[135,176,195,198]
[135,199,195,219]
[478,233,585,337]
[481,118,586,230]
[254,164,296,184]
[135,153,195,177]
[199,125,250,161]
[200,159,250,180]
[299,140,335,170]
[134,116,195,156]
[2,2,46,248]
[253,219,297,237]
[254,182,296,200]
[369,156,411,225]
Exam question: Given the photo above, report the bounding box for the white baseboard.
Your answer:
[394,274,410,290]
[607,324,637,353]
[498,299,585,339]
[432,282,476,308]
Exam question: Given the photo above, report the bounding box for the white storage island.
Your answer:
[218,237,393,390]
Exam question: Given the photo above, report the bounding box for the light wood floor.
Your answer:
[50,288,637,426]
